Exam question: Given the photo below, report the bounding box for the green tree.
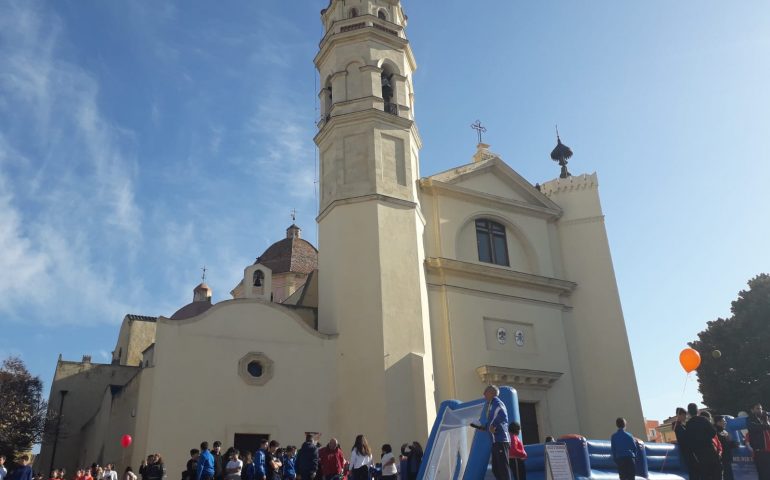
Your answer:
[691,274,770,414]
[0,357,49,461]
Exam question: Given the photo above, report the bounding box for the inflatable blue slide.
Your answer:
[417,388,757,480]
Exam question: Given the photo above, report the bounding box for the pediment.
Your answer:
[424,157,562,215]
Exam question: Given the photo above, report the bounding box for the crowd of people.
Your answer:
[673,402,770,480]
[3,387,767,480]
[0,460,140,480]
[610,402,770,480]
[186,436,424,480]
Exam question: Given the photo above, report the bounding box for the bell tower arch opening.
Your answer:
[380,64,396,113]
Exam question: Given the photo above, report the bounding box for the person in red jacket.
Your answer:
[318,439,346,480]
[508,422,527,480]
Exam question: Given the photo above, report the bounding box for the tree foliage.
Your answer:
[0,357,49,461]
[691,274,770,414]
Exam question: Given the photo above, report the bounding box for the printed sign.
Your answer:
[545,443,573,480]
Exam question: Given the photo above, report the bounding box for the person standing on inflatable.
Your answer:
[685,404,719,480]
[471,385,512,480]
[611,418,639,480]
[747,403,770,480]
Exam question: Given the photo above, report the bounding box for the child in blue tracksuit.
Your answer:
[282,446,297,480]
[254,439,268,480]
[611,418,639,480]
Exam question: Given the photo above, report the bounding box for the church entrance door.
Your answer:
[234,433,270,457]
[519,402,540,445]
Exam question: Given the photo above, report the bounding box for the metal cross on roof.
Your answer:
[471,120,487,144]
[291,208,297,223]
[201,265,207,283]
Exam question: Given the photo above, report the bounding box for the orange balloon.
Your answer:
[679,348,701,373]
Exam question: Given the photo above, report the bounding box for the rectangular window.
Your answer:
[476,219,509,266]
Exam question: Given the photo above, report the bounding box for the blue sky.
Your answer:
[1,0,768,428]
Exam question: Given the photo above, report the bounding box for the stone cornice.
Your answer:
[559,215,605,227]
[317,193,417,223]
[315,16,416,72]
[425,257,576,294]
[419,178,562,220]
[314,108,420,147]
[476,365,563,390]
[541,173,599,196]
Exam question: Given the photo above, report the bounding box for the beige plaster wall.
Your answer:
[426,284,581,441]
[318,200,435,458]
[37,361,140,475]
[421,168,642,441]
[421,191,556,278]
[140,299,336,480]
[113,318,156,367]
[543,174,645,438]
[272,272,309,303]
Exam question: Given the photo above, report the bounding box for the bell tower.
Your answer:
[315,0,435,447]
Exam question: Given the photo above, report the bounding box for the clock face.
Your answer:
[514,330,525,347]
[497,327,507,344]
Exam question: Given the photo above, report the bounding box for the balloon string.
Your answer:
[681,372,690,398]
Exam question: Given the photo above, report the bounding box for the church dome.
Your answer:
[256,224,318,274]
[170,282,213,320]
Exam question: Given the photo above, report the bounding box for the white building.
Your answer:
[38,0,644,476]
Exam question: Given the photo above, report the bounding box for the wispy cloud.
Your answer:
[0,167,48,295]
[242,100,317,202]
[0,1,143,325]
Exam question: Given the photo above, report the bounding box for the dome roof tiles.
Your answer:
[257,237,318,275]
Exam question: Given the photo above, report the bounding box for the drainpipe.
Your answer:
[49,390,68,474]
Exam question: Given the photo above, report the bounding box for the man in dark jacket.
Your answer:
[674,407,699,480]
[212,442,224,480]
[186,449,200,480]
[295,434,319,480]
[685,404,719,480]
[747,403,770,480]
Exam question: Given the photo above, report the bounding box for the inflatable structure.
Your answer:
[419,387,520,479]
[419,389,758,480]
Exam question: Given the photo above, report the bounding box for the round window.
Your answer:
[247,361,263,378]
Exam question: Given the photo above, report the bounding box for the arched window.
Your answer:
[475,219,509,266]
[323,78,333,120]
[253,270,264,287]
[378,9,387,20]
[349,8,359,18]
[381,66,396,114]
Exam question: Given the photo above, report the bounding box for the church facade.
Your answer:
[38,0,644,476]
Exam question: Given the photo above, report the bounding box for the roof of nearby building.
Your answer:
[256,225,318,275]
[125,314,157,323]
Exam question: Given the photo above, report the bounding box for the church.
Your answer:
[38,0,644,477]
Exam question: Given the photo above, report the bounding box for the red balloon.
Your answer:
[679,348,701,373]
[121,434,132,448]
